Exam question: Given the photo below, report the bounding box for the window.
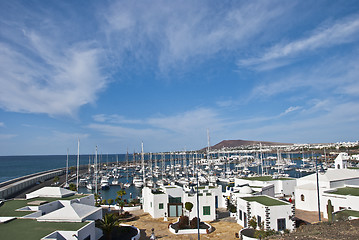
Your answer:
[159,203,164,209]
[257,215,262,227]
[239,210,242,220]
[203,206,210,215]
[301,194,305,201]
[277,218,286,231]
[150,202,152,208]
[169,196,181,203]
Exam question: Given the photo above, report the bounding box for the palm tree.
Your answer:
[108,198,114,211]
[116,189,126,201]
[96,213,119,240]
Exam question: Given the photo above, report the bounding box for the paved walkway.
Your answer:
[295,209,327,224]
[126,209,242,240]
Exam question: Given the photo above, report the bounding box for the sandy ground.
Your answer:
[126,209,243,240]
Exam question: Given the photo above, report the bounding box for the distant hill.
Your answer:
[208,139,293,150]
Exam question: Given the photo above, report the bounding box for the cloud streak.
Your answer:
[239,14,359,70]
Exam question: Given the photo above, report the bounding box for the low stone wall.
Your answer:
[240,228,258,240]
[168,219,213,235]
[120,224,141,240]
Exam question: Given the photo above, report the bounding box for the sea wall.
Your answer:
[0,169,65,199]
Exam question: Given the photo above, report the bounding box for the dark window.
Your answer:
[169,196,181,203]
[257,215,262,227]
[84,236,91,240]
[301,194,305,201]
[203,206,210,215]
[159,203,164,209]
[239,210,242,220]
[277,218,286,231]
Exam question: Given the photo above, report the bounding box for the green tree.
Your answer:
[248,216,257,229]
[116,190,126,201]
[94,193,101,207]
[69,183,77,191]
[185,202,193,218]
[96,213,119,240]
[101,199,107,206]
[108,198,114,211]
[53,176,59,183]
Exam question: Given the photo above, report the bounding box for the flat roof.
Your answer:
[0,218,87,240]
[241,196,289,206]
[327,187,359,197]
[0,195,84,217]
[338,210,359,217]
[242,176,294,181]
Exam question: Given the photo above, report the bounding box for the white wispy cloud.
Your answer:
[0,122,4,127]
[250,51,359,99]
[0,2,108,116]
[89,108,226,150]
[102,1,288,72]
[238,14,359,70]
[0,134,16,140]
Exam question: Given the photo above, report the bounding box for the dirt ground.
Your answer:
[267,219,359,240]
[126,209,243,240]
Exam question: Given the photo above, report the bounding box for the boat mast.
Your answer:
[66,148,69,186]
[260,143,263,176]
[76,138,80,191]
[141,142,145,182]
[95,146,98,195]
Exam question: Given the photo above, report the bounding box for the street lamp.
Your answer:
[315,156,321,222]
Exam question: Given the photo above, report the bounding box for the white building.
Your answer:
[234,176,296,197]
[321,185,359,219]
[236,195,295,231]
[295,168,359,212]
[142,184,224,221]
[9,187,103,240]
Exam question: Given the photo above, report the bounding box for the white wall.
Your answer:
[237,197,294,231]
[322,191,359,218]
[184,193,216,222]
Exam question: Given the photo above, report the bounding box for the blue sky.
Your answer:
[1,0,359,155]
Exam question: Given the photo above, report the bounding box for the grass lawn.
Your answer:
[242,176,293,181]
[241,196,289,206]
[0,195,85,217]
[328,187,359,197]
[0,219,87,240]
[341,210,359,217]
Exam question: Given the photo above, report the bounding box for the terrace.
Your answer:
[242,176,293,181]
[0,195,85,217]
[0,218,87,240]
[327,187,359,197]
[241,196,289,206]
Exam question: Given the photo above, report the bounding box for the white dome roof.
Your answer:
[240,186,253,194]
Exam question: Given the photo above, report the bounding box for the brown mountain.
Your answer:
[209,139,293,150]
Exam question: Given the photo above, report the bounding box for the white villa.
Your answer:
[295,153,359,213]
[142,184,225,221]
[321,185,359,219]
[236,195,295,231]
[0,187,103,240]
[234,176,296,197]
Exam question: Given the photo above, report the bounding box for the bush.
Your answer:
[178,215,189,229]
[228,204,237,213]
[248,216,257,229]
[190,217,200,229]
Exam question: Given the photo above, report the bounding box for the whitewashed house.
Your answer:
[321,185,359,219]
[295,168,359,212]
[20,187,103,240]
[236,195,295,231]
[234,176,296,197]
[142,184,224,221]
